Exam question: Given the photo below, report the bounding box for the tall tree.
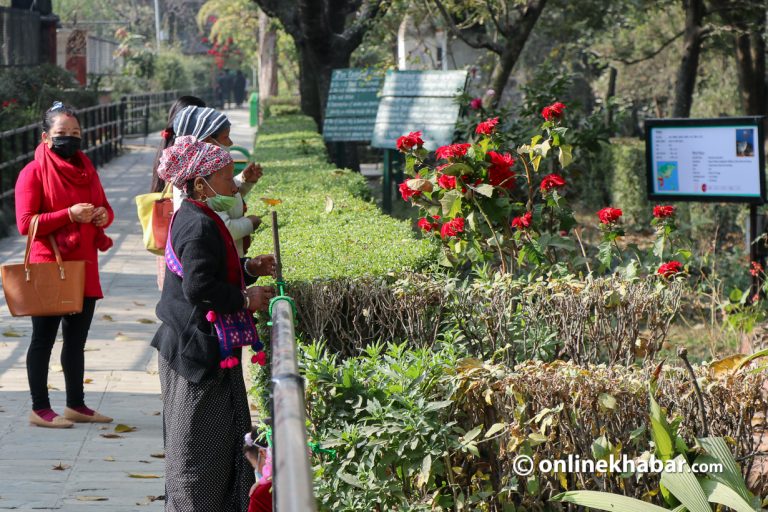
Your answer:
[251,0,389,129]
[432,0,548,107]
[672,0,707,117]
[710,0,766,116]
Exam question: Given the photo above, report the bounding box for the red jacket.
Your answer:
[15,157,114,299]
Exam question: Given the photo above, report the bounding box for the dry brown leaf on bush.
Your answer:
[709,354,748,378]
[114,424,137,433]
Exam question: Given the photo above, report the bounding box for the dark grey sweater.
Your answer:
[151,200,257,383]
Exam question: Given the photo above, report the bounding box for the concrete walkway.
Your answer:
[0,108,256,511]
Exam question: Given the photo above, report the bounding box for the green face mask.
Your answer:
[203,179,236,212]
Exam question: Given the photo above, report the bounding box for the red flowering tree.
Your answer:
[397,103,576,272]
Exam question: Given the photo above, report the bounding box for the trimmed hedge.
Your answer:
[245,114,436,282]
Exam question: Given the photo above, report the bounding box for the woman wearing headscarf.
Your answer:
[170,105,263,257]
[153,135,276,511]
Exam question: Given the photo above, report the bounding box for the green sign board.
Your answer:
[323,68,383,142]
[372,70,468,150]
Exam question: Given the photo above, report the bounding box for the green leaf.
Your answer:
[484,422,506,439]
[730,288,744,303]
[660,456,711,512]
[695,437,756,507]
[550,490,672,512]
[699,478,759,512]
[474,184,495,197]
[559,145,573,168]
[598,393,617,410]
[440,190,462,217]
[338,471,364,489]
[531,154,542,172]
[416,454,432,489]
[649,388,675,461]
[462,425,483,444]
[440,163,473,176]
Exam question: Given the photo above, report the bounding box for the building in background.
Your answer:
[0,0,58,67]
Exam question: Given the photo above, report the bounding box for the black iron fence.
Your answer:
[0,88,214,202]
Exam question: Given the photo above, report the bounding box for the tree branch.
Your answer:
[338,0,385,52]
[484,0,510,39]
[432,0,504,55]
[612,29,685,65]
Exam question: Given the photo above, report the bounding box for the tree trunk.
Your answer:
[733,22,766,115]
[672,0,706,118]
[489,0,548,107]
[258,9,279,122]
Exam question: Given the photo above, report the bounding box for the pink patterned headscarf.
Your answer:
[157,135,233,189]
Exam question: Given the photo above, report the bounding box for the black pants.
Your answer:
[26,298,97,410]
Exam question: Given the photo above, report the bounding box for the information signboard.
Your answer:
[645,117,765,204]
[372,70,468,150]
[322,68,383,142]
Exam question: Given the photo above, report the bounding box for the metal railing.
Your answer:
[269,211,317,511]
[0,88,213,201]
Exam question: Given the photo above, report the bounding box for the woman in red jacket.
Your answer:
[15,102,114,428]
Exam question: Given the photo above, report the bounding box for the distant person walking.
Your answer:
[217,69,233,109]
[234,70,247,108]
[15,102,114,428]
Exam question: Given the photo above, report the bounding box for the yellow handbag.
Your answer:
[135,183,172,256]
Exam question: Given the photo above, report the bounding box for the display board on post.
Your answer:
[322,68,383,142]
[371,70,468,213]
[644,116,766,293]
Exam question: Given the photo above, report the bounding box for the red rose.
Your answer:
[399,180,422,201]
[470,98,482,110]
[540,173,566,192]
[201,37,209,43]
[475,117,499,136]
[435,143,472,161]
[597,207,623,225]
[542,101,566,121]
[750,261,763,277]
[396,131,424,152]
[511,212,532,230]
[653,205,676,218]
[657,261,683,278]
[487,151,516,189]
[440,217,465,238]
[417,216,440,232]
[437,173,457,190]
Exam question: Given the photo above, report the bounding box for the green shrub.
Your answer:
[608,138,651,228]
[245,114,436,282]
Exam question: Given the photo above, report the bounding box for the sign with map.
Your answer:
[322,68,383,142]
[372,70,468,150]
[645,118,766,203]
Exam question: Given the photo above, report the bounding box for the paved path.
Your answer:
[0,108,256,511]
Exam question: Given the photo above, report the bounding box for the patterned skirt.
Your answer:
[159,353,254,511]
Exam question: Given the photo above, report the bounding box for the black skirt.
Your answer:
[159,353,254,511]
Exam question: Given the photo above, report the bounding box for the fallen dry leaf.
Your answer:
[115,333,132,342]
[150,452,165,459]
[76,496,108,501]
[137,318,156,324]
[2,328,22,337]
[114,424,137,433]
[152,411,161,416]
[100,433,123,439]
[325,195,334,213]
[83,378,93,384]
[47,384,59,391]
[52,462,70,471]
[101,314,114,322]
[104,456,115,462]
[51,364,63,372]
[133,301,145,307]
[83,348,100,352]
[128,473,161,479]
[137,495,163,506]
[139,460,150,463]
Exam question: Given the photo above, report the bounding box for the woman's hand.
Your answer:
[241,163,263,184]
[92,206,109,227]
[246,254,276,278]
[246,286,275,312]
[248,215,262,230]
[69,203,94,223]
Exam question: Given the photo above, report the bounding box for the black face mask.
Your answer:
[50,136,81,158]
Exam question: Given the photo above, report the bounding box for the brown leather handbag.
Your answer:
[1,215,85,317]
